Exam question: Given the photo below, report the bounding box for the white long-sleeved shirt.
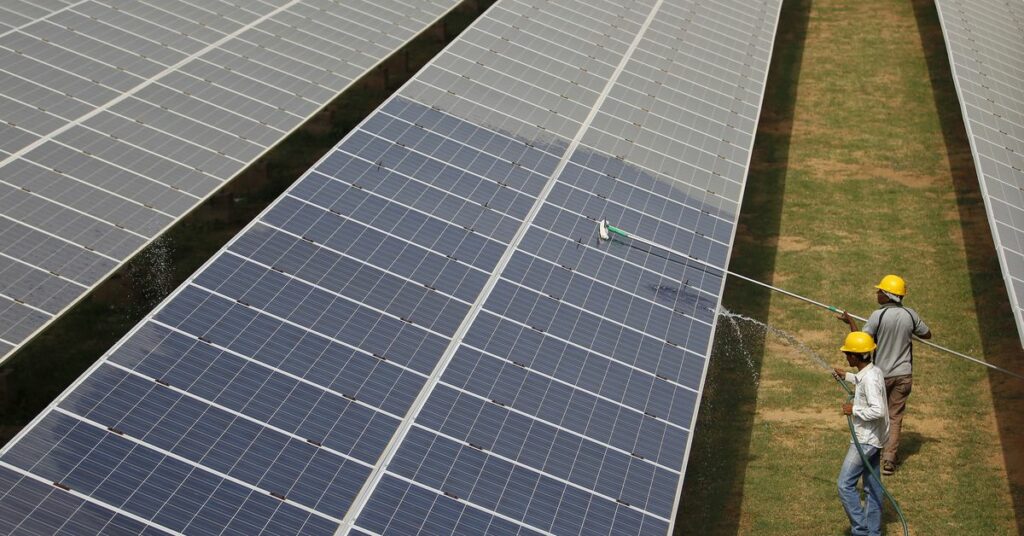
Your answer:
[843,363,890,449]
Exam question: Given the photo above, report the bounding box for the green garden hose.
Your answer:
[833,375,910,536]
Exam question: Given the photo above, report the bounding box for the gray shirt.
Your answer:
[862,303,929,377]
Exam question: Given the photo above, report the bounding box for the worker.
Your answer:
[833,331,889,536]
[838,274,931,475]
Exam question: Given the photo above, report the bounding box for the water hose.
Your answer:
[597,220,1024,381]
[832,373,910,536]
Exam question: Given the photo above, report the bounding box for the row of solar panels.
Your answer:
[933,0,1024,346]
[0,0,463,363]
[0,0,782,534]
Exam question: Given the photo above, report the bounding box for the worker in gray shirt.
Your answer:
[839,274,931,476]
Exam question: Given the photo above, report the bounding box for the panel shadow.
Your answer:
[675,0,812,533]
[911,0,1024,532]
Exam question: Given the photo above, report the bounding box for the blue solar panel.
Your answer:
[0,466,168,535]
[0,0,781,533]
[346,0,780,532]
[3,410,341,534]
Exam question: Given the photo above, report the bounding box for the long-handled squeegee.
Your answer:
[598,220,1024,380]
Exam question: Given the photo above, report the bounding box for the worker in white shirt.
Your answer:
[832,331,890,536]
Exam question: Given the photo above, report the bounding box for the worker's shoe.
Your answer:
[881,460,896,476]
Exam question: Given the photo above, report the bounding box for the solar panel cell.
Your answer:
[0,256,81,314]
[0,466,168,536]
[106,324,405,456]
[5,411,340,534]
[58,366,371,518]
[0,296,50,343]
[359,473,545,536]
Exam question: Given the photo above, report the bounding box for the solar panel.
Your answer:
[0,0,463,363]
[933,0,1024,346]
[0,0,781,534]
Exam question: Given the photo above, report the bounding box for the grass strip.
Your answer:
[677,0,1022,533]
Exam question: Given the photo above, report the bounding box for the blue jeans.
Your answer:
[838,443,883,536]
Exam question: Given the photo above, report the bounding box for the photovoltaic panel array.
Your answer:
[0,0,462,363]
[933,0,1024,346]
[0,0,781,534]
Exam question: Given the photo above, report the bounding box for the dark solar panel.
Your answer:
[0,465,167,535]
[0,0,781,533]
[347,0,779,532]
[0,0,462,363]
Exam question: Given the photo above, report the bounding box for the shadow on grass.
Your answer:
[911,0,1024,531]
[0,0,495,447]
[674,1,812,533]
[896,431,935,464]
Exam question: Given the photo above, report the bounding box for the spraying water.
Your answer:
[718,306,832,371]
[128,235,174,320]
[718,312,761,386]
[711,306,910,536]
[683,307,843,527]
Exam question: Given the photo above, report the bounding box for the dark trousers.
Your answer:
[883,374,913,463]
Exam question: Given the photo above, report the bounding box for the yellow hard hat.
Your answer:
[840,331,877,354]
[875,274,906,296]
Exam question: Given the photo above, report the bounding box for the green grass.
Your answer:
[677,0,1021,534]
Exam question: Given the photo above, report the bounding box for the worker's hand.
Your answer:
[842,403,853,416]
[832,368,845,381]
[836,310,856,328]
